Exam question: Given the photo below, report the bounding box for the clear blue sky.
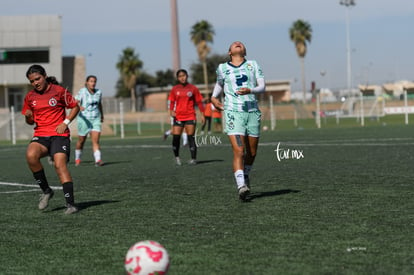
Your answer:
[2,0,413,96]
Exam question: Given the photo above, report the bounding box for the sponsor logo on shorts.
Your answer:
[227,121,235,130]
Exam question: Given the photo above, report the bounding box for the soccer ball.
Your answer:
[262,125,269,131]
[125,240,170,275]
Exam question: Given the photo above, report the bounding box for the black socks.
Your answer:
[33,169,52,194]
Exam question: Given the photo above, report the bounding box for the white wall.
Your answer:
[0,15,62,84]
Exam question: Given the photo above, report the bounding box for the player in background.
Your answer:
[210,41,265,201]
[74,75,104,167]
[163,115,188,146]
[22,64,80,214]
[200,97,213,135]
[168,69,205,165]
[211,103,223,133]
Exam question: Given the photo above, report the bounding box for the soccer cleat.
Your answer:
[38,190,54,210]
[175,157,182,166]
[244,175,250,188]
[95,160,104,167]
[75,159,81,166]
[238,185,250,201]
[64,204,78,215]
[188,159,197,165]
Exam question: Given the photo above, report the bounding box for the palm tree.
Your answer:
[289,19,312,103]
[190,20,215,94]
[116,47,143,112]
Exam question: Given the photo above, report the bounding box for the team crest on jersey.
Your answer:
[246,63,253,71]
[186,91,193,97]
[49,97,58,107]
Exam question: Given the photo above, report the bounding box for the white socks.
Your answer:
[75,149,82,160]
[234,170,245,189]
[94,150,101,162]
[234,165,253,189]
[76,149,102,163]
[182,132,188,146]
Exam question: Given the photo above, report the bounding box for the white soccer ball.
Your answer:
[125,240,170,275]
[262,125,269,131]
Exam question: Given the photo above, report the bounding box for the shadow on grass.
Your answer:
[50,200,120,212]
[247,189,300,201]
[196,159,224,164]
[96,161,131,166]
[71,161,131,167]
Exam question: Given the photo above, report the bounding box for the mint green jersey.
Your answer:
[75,87,102,120]
[216,59,264,112]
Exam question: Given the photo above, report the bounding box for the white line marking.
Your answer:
[0,181,63,192]
[1,189,40,194]
[0,182,40,188]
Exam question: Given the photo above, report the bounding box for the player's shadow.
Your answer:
[95,161,131,166]
[246,189,300,202]
[50,200,120,212]
[195,159,224,165]
[72,160,131,167]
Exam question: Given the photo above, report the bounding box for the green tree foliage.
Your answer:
[116,47,143,112]
[154,69,175,87]
[289,19,312,103]
[190,53,228,85]
[190,20,215,94]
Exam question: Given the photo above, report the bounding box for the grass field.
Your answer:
[0,121,413,274]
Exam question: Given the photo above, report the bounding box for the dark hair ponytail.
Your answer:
[46,76,59,85]
[26,64,59,84]
[26,64,46,78]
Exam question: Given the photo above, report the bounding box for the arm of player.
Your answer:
[99,101,104,123]
[211,83,224,111]
[237,78,265,95]
[24,110,35,125]
[196,96,206,124]
[56,104,80,134]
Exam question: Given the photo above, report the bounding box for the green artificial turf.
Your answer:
[0,124,413,274]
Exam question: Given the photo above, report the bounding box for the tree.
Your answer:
[116,47,143,112]
[289,19,312,103]
[115,78,129,98]
[190,53,228,86]
[190,20,215,95]
[154,69,175,87]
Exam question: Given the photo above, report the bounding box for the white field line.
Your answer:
[0,181,62,194]
[1,189,39,194]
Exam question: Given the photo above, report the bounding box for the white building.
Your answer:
[0,15,62,111]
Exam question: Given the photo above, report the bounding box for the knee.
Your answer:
[233,147,245,159]
[248,149,257,158]
[26,151,39,165]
